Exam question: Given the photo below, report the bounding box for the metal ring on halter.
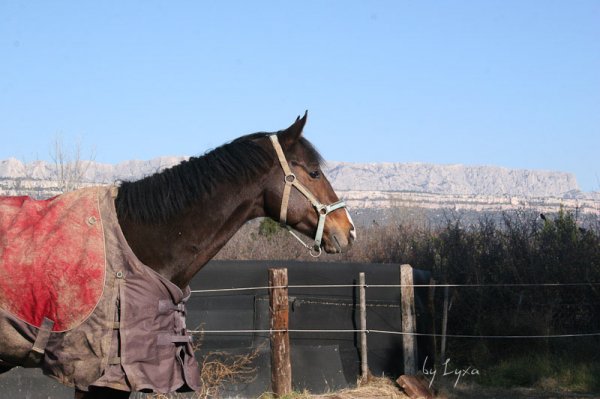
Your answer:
[287,227,322,257]
[310,246,322,258]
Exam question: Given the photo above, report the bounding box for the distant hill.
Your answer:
[325,161,582,198]
[1,157,598,215]
[0,156,187,184]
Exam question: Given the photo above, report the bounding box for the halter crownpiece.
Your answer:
[269,134,347,257]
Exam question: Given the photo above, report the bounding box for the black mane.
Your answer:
[115,132,324,224]
[116,133,272,224]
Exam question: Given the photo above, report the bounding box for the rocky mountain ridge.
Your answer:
[325,161,584,198]
[1,157,598,215]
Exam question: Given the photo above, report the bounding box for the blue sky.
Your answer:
[1,1,599,191]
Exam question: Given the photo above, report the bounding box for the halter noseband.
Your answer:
[269,134,347,257]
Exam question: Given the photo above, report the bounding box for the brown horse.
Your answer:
[0,113,355,398]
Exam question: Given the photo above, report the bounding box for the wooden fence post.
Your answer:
[427,277,437,368]
[400,264,417,375]
[359,272,369,381]
[269,268,292,397]
[441,285,449,364]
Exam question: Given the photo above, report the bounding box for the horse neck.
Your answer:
[117,179,266,289]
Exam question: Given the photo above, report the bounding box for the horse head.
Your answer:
[262,112,356,255]
[116,112,357,285]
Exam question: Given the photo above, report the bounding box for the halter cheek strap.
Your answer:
[269,135,347,257]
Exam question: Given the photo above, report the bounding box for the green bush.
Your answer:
[258,217,282,238]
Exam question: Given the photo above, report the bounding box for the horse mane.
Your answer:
[116,133,272,224]
[115,132,324,224]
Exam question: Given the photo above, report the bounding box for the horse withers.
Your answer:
[0,112,355,398]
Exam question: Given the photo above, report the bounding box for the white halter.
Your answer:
[269,135,347,257]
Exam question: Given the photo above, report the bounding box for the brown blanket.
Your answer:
[0,186,200,393]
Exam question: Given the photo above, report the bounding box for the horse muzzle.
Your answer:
[321,208,356,254]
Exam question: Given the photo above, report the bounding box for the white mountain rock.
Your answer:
[324,162,580,198]
[1,157,598,215]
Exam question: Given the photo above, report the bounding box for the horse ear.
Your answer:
[278,111,308,149]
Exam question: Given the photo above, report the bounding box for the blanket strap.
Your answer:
[108,357,121,365]
[158,300,186,314]
[157,334,192,346]
[31,317,54,356]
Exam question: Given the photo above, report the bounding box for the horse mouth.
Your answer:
[324,232,352,254]
[333,235,342,253]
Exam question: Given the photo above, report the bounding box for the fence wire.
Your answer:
[187,280,600,340]
[190,281,600,294]
[187,328,600,339]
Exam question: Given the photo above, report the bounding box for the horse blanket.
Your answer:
[0,189,105,332]
[0,186,200,393]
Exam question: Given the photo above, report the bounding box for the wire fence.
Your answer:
[191,281,600,293]
[188,328,600,339]
[188,280,600,339]
[190,281,600,294]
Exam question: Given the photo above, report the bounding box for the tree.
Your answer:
[50,134,96,193]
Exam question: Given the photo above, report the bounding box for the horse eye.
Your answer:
[309,170,321,179]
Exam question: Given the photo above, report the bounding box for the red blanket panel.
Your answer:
[0,187,106,331]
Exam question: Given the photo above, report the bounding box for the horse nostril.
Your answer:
[350,228,357,242]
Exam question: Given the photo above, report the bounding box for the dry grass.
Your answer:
[214,217,422,264]
[196,349,259,399]
[257,376,410,399]
[146,349,258,399]
[147,375,410,399]
[193,328,260,399]
[144,330,260,399]
[314,376,409,399]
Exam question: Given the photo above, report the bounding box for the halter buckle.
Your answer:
[285,174,296,183]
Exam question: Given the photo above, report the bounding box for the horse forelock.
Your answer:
[297,136,326,168]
